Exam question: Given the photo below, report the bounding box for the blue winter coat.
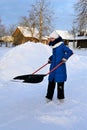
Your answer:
[48,42,73,82]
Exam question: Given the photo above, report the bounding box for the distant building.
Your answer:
[76,36,87,48]
[75,30,87,48]
[12,26,39,45]
[12,26,49,45]
[41,36,49,44]
[0,36,14,47]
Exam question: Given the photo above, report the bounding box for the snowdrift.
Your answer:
[0,42,51,80]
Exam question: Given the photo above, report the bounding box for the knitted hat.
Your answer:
[49,31,59,39]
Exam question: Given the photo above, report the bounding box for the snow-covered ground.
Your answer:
[0,42,87,130]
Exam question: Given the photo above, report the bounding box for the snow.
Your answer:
[76,36,87,40]
[0,42,87,130]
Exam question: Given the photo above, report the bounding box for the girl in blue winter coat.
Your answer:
[46,31,73,102]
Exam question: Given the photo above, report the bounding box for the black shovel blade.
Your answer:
[13,74,30,80]
[23,74,46,83]
[14,74,46,83]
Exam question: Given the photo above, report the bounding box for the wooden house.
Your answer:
[41,36,49,44]
[76,36,87,48]
[12,26,39,46]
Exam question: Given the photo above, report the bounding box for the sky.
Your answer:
[0,42,87,130]
[0,0,77,31]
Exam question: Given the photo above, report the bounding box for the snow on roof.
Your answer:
[41,36,49,40]
[56,30,74,40]
[76,36,87,40]
[18,26,39,38]
[1,36,14,42]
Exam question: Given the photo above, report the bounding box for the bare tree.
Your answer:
[29,0,54,41]
[0,18,6,37]
[18,15,38,38]
[74,0,87,33]
[18,0,55,42]
[19,16,30,27]
[7,24,17,35]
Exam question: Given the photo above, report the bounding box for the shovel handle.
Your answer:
[46,61,64,76]
[32,62,49,75]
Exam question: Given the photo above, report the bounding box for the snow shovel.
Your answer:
[13,61,64,83]
[13,62,49,80]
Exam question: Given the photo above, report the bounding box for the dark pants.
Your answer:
[46,80,64,100]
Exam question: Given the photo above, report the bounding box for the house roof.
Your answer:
[56,30,74,40]
[17,26,39,39]
[1,36,14,42]
[75,36,87,40]
[41,36,49,40]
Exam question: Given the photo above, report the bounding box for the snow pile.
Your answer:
[0,42,51,80]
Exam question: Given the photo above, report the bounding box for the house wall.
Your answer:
[77,40,87,48]
[41,39,48,44]
[12,29,23,45]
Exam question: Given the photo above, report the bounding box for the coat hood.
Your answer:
[49,36,63,47]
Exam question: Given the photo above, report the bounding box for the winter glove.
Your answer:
[48,55,52,64]
[62,58,67,63]
[48,59,52,64]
